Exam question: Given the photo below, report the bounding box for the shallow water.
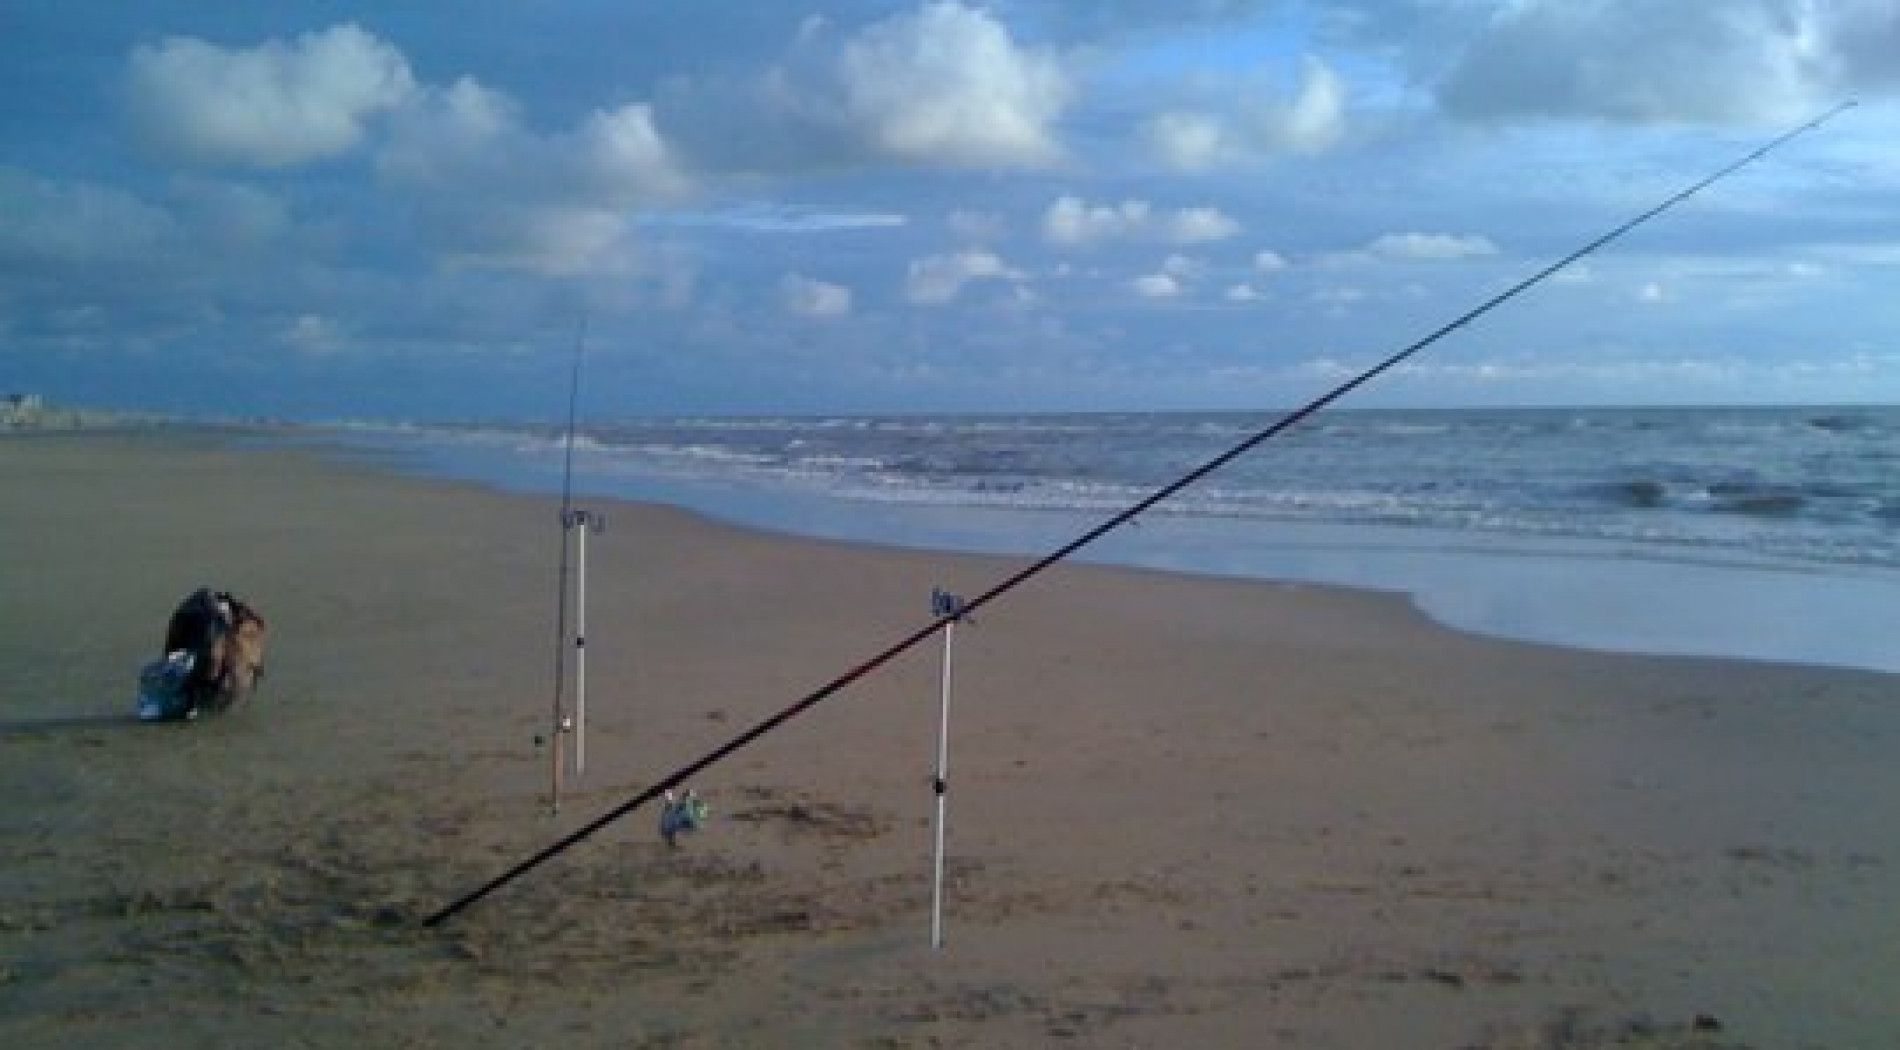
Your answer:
[287,407,1900,675]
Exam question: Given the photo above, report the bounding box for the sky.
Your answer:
[3,1,1898,420]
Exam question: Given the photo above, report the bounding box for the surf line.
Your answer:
[425,101,1855,928]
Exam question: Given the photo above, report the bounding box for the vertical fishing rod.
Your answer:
[546,315,588,814]
[426,101,1853,926]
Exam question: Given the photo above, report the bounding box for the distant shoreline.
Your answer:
[0,395,180,432]
[12,397,1900,430]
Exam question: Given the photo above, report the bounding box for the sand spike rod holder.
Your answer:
[427,101,1854,926]
[548,315,602,815]
[568,507,605,777]
[929,587,971,949]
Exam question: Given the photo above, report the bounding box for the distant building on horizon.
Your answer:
[2,393,47,428]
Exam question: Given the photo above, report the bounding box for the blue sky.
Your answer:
[3,1,1897,420]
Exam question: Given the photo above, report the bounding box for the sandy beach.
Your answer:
[2,430,1896,1048]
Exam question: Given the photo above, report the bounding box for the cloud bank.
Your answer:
[1379,0,1900,125]
[782,274,854,316]
[839,1,1071,167]
[905,250,1023,303]
[1042,196,1241,246]
[4,1,1896,416]
[1142,55,1349,170]
[129,24,414,168]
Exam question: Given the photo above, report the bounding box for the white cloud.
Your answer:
[0,168,178,266]
[1262,56,1348,154]
[650,2,1071,175]
[1254,249,1289,272]
[1140,55,1347,169]
[1131,273,1181,298]
[1044,196,1147,244]
[128,24,414,168]
[1367,232,1500,261]
[1042,196,1240,246]
[1620,253,1854,287]
[1638,281,1671,304]
[1143,111,1229,171]
[376,76,514,184]
[1168,206,1241,244]
[281,313,345,355]
[1433,0,1885,125]
[839,1,1070,167]
[1226,282,1264,301]
[636,204,905,233]
[126,24,692,276]
[905,249,1023,304]
[383,81,683,204]
[578,103,684,199]
[781,274,854,317]
[378,79,687,274]
[1161,253,1202,278]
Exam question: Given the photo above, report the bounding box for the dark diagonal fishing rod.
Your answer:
[426,101,1854,927]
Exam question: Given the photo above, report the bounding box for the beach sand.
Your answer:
[3,431,1896,1048]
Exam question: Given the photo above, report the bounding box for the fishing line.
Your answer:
[425,101,1854,927]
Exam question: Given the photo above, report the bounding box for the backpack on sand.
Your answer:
[137,587,267,721]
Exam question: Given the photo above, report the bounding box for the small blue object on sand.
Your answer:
[136,650,198,722]
[659,789,708,847]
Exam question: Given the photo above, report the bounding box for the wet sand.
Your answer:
[2,430,1896,1048]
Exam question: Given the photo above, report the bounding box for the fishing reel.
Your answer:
[533,715,576,748]
[931,587,973,624]
[562,508,605,533]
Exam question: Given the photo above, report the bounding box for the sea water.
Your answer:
[300,406,1900,675]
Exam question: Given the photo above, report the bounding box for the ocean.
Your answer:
[300,406,1900,675]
